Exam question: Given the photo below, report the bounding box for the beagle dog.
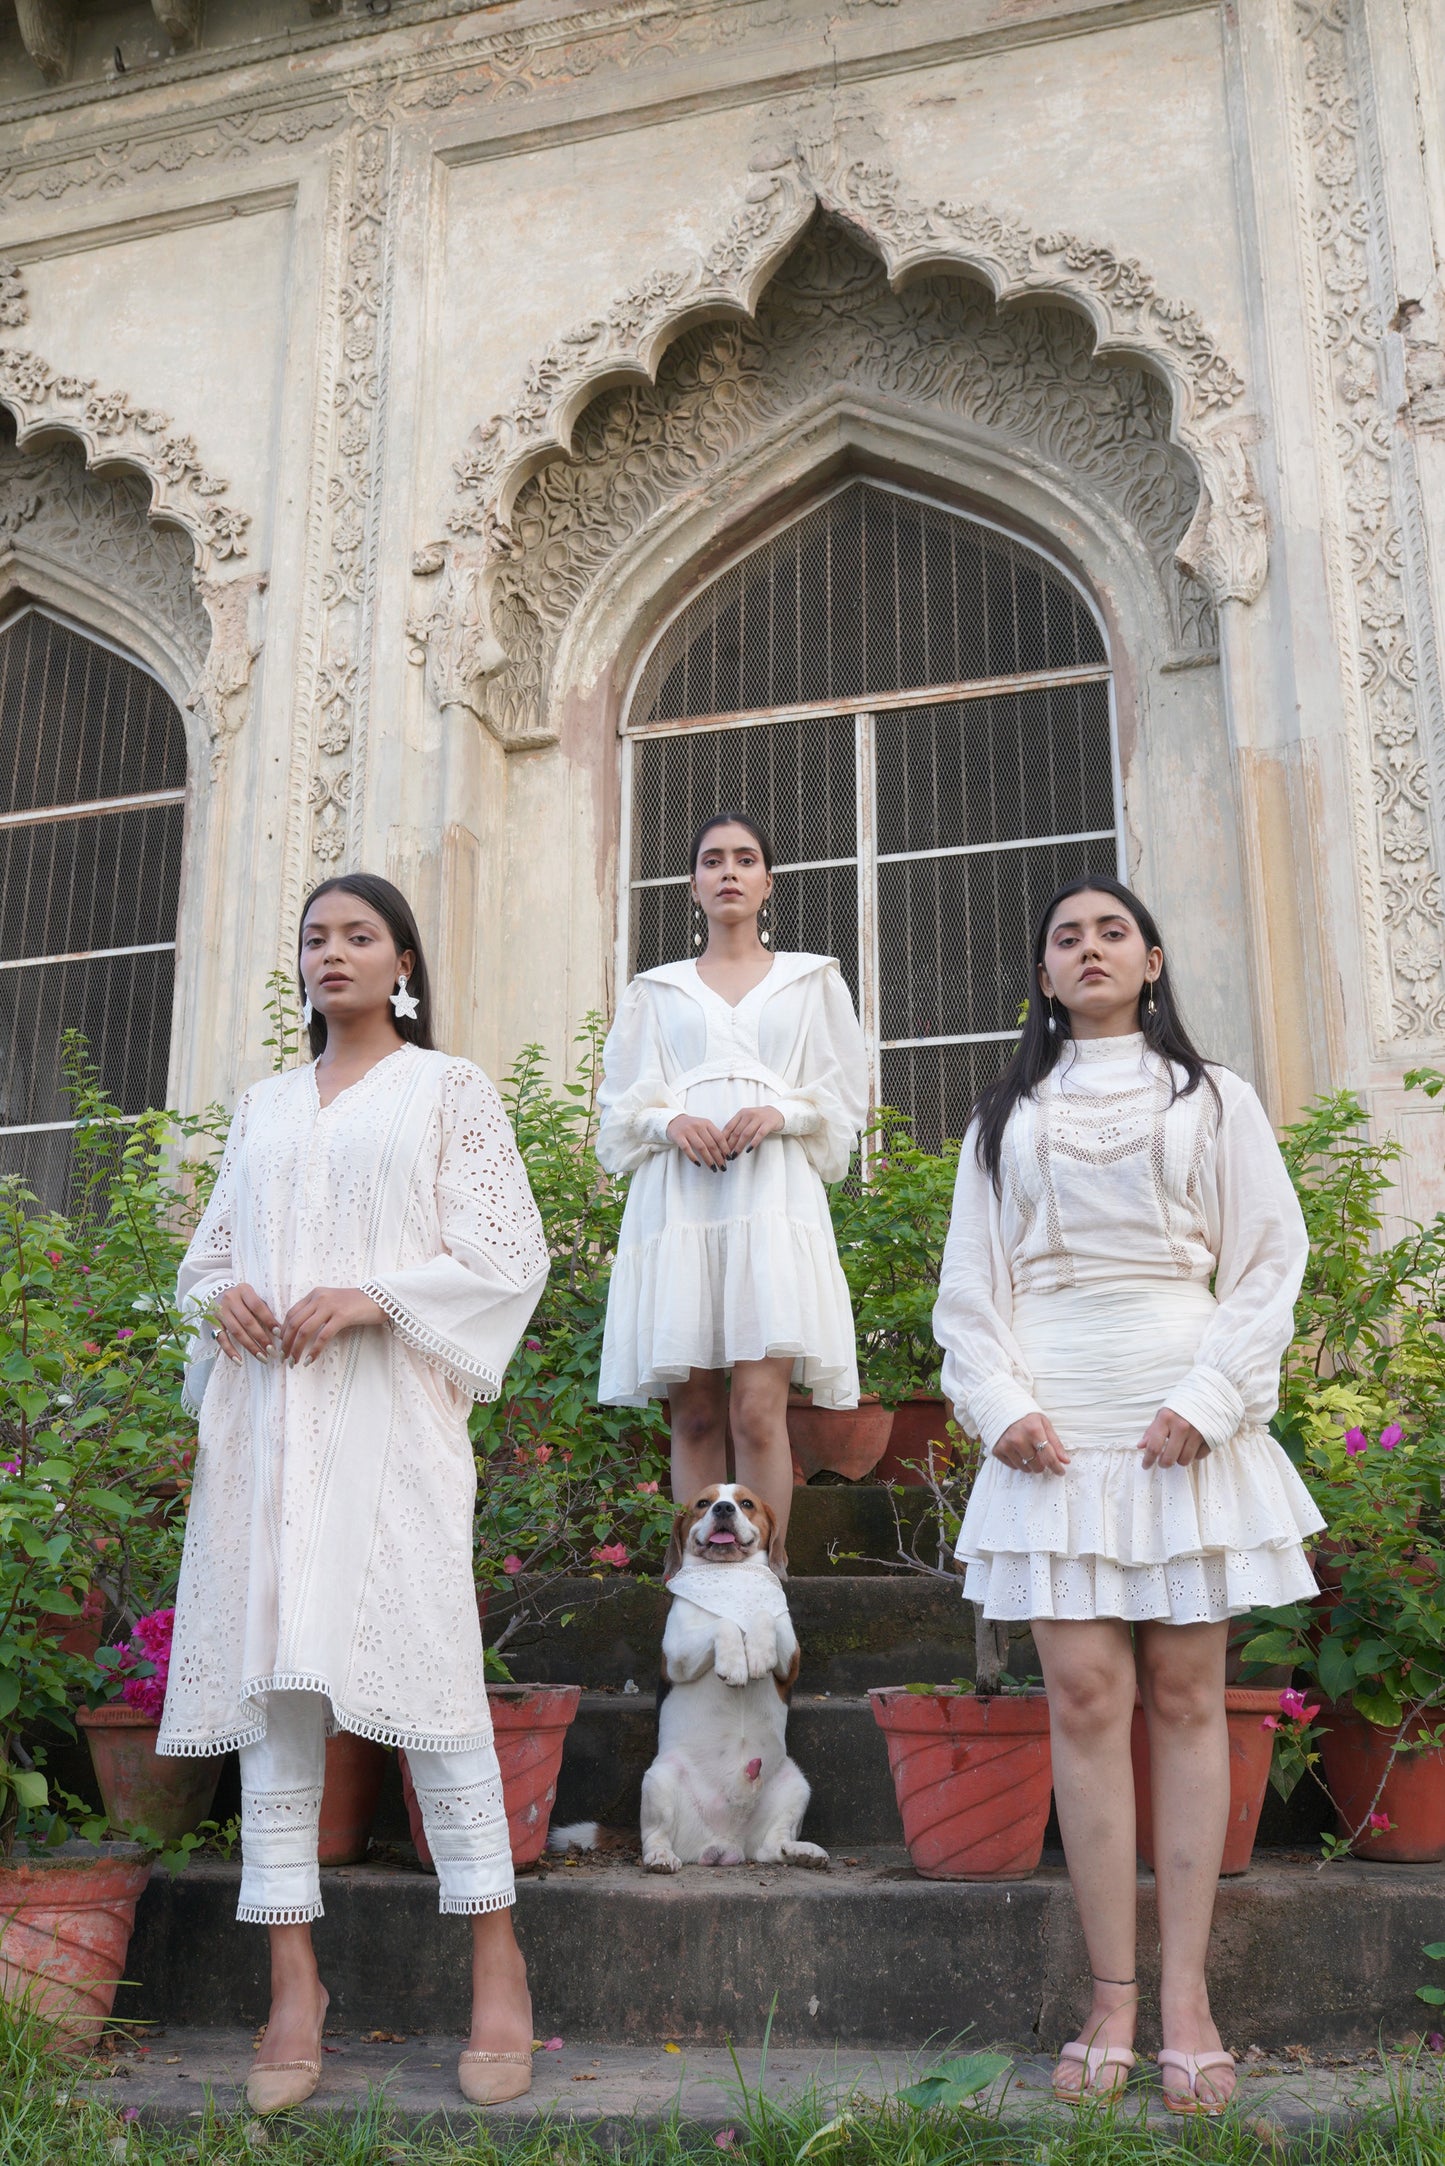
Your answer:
[638,1482,828,1874]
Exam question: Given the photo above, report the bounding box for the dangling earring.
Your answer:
[691,901,705,951]
[1146,980,1157,1021]
[1045,996,1058,1035]
[759,896,772,948]
[301,992,313,1029]
[391,972,420,1021]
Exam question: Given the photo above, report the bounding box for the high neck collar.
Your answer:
[1065,1031,1146,1064]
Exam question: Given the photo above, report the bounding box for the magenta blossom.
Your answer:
[1379,1423,1402,1450]
[116,1326,135,1341]
[1366,1811,1393,1832]
[1277,1687,1320,1723]
[502,1555,524,1576]
[1344,1428,1368,1456]
[45,1250,61,1266]
[114,1607,175,1722]
[591,1542,630,1569]
[525,1337,542,1352]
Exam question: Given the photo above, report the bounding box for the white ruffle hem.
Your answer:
[955,1281,1322,1623]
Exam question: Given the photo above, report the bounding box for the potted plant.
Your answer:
[830,1112,960,1483]
[870,1669,1052,1882]
[1239,1083,1445,1862]
[79,1607,221,1844]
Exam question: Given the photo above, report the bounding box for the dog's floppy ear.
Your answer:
[663,1505,691,1581]
[760,1501,789,1576]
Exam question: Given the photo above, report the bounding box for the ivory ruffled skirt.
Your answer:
[955,1281,1323,1623]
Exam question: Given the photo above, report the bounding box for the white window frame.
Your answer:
[617,482,1127,1107]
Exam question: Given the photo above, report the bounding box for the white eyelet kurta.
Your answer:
[596,954,867,1409]
[936,1034,1324,1623]
[156,1046,549,1758]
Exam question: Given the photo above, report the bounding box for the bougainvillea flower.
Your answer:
[637,1480,660,1494]
[1379,1423,1402,1450]
[502,1556,523,1576]
[1344,1428,1368,1455]
[1366,1811,1393,1831]
[1261,1715,1280,1731]
[591,1542,630,1569]
[1277,1688,1320,1723]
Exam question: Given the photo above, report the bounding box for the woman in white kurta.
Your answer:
[157,873,548,2112]
[598,815,867,1546]
[934,876,1321,2115]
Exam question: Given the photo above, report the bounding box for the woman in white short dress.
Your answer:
[597,814,867,1548]
[934,875,1322,2115]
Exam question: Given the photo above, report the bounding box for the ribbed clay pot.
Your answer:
[787,1398,893,1484]
[0,1841,151,2053]
[317,1731,389,1866]
[1130,1689,1277,1876]
[869,1686,1053,1880]
[872,1399,953,1486]
[1319,1704,1445,1862]
[77,1704,220,1841]
[401,1683,582,1872]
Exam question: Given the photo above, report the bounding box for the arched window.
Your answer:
[0,606,187,1206]
[622,478,1124,1151]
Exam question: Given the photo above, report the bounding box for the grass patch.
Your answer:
[3,2012,1443,2166]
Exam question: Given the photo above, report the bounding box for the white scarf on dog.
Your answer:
[666,1555,790,1632]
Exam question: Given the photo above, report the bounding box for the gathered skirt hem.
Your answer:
[960,1541,1319,1623]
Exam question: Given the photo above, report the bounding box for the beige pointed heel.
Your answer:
[458,2047,533,2105]
[245,1986,328,2114]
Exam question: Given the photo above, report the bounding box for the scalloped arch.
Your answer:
[445,127,1266,612]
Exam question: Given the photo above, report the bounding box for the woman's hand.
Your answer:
[666,1113,733,1169]
[722,1104,785,1155]
[279,1287,385,1367]
[1139,1407,1209,1468]
[993,1413,1070,1475]
[215,1284,280,1362]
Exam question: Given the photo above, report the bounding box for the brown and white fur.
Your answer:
[638,1483,828,1874]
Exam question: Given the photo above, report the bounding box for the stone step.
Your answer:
[780,1483,943,1575]
[114,1850,1443,2051]
[490,1573,987,1692]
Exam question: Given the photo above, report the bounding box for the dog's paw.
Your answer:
[715,1652,750,1688]
[642,1844,683,1875]
[779,1840,830,1868]
[744,1631,777,1680]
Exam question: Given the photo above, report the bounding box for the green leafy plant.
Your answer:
[471,1021,675,1670]
[895,2052,1013,2111]
[830,1111,959,1405]
[1419,1941,1445,2012]
[0,1039,225,1850]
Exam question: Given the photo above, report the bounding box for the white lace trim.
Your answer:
[361,1281,503,1404]
[438,1890,517,1917]
[236,1901,325,1926]
[158,1674,497,1760]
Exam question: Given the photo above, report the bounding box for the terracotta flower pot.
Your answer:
[401,1683,582,1873]
[1130,1689,1278,1876]
[787,1398,893,1484]
[872,1398,953,1486]
[77,1704,220,1841]
[317,1731,389,1866]
[36,1586,106,1659]
[869,1686,1053,1880]
[0,1840,151,2053]
[1318,1703,1445,1862]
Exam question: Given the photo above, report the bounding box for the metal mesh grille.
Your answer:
[625,483,1119,1153]
[0,608,187,1207]
[632,480,1105,725]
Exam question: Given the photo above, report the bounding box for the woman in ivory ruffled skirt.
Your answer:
[935,874,1322,2115]
[597,813,867,1549]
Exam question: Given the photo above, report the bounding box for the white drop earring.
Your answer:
[301,991,313,1029]
[1045,997,1057,1035]
[391,973,420,1021]
[691,902,704,951]
[759,897,772,947]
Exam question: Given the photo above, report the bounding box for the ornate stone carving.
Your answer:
[0,266,27,331]
[0,344,252,575]
[150,0,200,45]
[414,215,1217,749]
[1289,0,1445,1043]
[187,574,267,774]
[15,0,76,86]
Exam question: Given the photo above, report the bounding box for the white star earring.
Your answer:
[391,973,420,1021]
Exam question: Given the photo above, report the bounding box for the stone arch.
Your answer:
[412,203,1237,751]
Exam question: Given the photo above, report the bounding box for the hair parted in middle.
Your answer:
[690,812,774,873]
[297,871,436,1059]
[970,873,1220,1190]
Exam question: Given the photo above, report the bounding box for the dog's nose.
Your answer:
[712,1499,736,1517]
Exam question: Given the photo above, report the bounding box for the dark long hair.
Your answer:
[298,873,436,1059]
[972,874,1218,1189]
[690,812,774,872]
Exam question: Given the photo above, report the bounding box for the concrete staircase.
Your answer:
[110,1481,1443,2100]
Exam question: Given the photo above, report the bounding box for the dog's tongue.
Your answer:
[707,1531,738,1547]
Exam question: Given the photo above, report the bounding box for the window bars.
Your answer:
[0,607,186,1207]
[623,481,1124,1153]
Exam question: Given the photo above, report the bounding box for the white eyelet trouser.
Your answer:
[236,1690,514,1925]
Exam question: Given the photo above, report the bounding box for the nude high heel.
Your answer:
[245,1986,329,2114]
[458,2047,533,2105]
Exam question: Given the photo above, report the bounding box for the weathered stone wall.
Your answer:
[0,0,1439,1202]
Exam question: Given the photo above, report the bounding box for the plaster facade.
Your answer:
[0,0,1441,1211]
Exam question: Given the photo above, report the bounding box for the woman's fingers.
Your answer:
[992,1415,1069,1475]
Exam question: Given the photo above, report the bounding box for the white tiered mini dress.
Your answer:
[597,953,867,1409]
[935,1033,1323,1623]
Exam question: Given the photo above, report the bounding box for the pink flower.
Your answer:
[1367,1811,1393,1831]
[591,1542,629,1569]
[502,1555,524,1576]
[116,1326,135,1341]
[534,1445,552,1466]
[81,1341,100,1355]
[715,2132,738,2151]
[0,1460,18,1476]
[543,2036,564,2051]
[1344,1428,1368,1455]
[1379,1423,1402,1450]
[79,1264,91,1275]
[1428,2033,1444,2054]
[637,1480,660,1494]
[1261,1715,1280,1731]
[45,1251,61,1265]
[1276,1688,1320,1724]
[525,1337,542,1351]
